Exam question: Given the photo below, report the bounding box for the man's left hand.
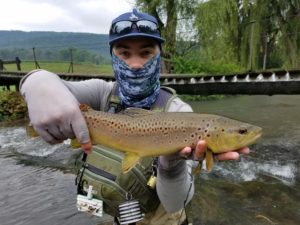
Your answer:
[179,140,250,161]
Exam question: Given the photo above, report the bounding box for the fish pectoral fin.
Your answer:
[122,153,141,173]
[205,150,214,172]
[123,108,156,117]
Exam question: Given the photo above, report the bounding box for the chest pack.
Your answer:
[75,84,177,218]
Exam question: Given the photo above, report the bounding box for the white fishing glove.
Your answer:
[20,70,90,146]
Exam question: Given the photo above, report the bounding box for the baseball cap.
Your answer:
[109,9,165,46]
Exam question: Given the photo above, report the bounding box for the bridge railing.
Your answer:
[1,69,300,95]
[0,57,22,71]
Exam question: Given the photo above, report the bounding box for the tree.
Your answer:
[195,0,252,68]
[274,0,300,67]
[195,0,300,70]
[136,0,197,73]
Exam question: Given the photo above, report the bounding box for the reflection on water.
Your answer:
[189,95,300,225]
[0,95,299,225]
[0,126,113,225]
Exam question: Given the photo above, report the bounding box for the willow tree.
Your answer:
[274,0,300,68]
[195,0,254,68]
[195,0,300,70]
[136,0,197,73]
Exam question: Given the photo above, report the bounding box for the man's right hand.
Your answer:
[21,70,92,153]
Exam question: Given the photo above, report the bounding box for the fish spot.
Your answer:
[198,136,202,139]
[238,128,248,135]
[207,134,211,137]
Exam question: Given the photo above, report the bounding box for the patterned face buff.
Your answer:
[112,53,161,108]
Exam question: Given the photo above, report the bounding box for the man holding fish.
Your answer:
[20,9,255,225]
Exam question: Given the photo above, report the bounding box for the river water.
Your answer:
[0,95,299,225]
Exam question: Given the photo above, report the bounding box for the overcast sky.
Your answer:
[0,0,134,34]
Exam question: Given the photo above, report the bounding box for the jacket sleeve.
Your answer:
[19,69,114,111]
[156,97,196,213]
[62,79,114,111]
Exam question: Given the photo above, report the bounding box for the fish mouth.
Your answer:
[254,128,263,140]
[243,130,263,146]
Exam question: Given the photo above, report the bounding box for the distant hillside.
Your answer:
[0,30,110,60]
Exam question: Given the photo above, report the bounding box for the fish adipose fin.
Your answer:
[122,153,141,173]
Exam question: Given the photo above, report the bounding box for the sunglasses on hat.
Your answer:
[109,20,160,36]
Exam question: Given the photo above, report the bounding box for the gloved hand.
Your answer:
[159,140,250,170]
[159,140,207,170]
[21,70,92,153]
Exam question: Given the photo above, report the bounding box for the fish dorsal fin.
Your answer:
[79,103,91,112]
[123,108,156,117]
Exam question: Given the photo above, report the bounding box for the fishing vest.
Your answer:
[76,83,177,218]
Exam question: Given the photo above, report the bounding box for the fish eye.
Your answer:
[238,128,248,135]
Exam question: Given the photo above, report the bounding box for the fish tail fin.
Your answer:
[205,150,214,172]
[70,139,81,149]
[122,153,141,173]
[27,124,85,150]
[26,124,39,137]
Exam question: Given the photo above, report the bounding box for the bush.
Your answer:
[0,91,28,122]
[172,55,242,74]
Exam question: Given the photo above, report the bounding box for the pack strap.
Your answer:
[106,82,177,113]
[86,163,117,181]
[75,153,88,195]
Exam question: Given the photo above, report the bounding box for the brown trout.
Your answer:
[79,104,262,173]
